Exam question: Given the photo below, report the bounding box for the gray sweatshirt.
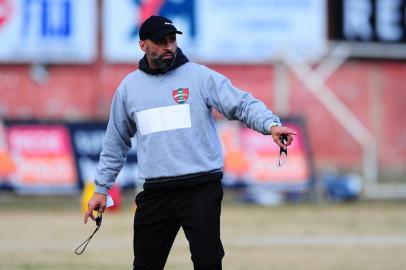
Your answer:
[94,62,281,194]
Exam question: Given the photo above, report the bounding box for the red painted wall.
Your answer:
[1,61,405,180]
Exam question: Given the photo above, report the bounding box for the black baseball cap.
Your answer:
[139,15,182,41]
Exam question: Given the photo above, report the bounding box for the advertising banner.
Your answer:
[103,0,326,63]
[329,0,406,58]
[0,121,15,189]
[333,0,406,43]
[0,119,312,195]
[68,122,140,189]
[5,123,77,193]
[218,118,313,191]
[0,0,97,63]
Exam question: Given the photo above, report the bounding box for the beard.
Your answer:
[147,49,177,73]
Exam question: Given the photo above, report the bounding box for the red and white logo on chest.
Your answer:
[172,88,189,104]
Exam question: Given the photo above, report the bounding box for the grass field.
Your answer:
[0,193,406,270]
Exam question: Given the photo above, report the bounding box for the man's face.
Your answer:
[140,34,177,72]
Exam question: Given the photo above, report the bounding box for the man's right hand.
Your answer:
[84,192,107,224]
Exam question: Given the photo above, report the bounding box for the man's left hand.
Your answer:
[270,126,297,149]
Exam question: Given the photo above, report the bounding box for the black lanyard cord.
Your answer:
[75,212,103,255]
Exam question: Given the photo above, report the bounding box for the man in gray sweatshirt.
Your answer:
[84,15,296,270]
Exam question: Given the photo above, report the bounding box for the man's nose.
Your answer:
[163,41,175,51]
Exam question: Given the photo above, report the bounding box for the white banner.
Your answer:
[103,0,326,63]
[0,0,96,63]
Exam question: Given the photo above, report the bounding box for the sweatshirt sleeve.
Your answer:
[202,67,281,135]
[94,82,137,195]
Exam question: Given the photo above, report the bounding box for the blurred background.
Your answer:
[0,1,405,269]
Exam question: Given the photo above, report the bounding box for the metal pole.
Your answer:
[274,61,290,115]
[284,48,378,185]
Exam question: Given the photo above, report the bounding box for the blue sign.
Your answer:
[0,0,96,63]
[21,0,72,38]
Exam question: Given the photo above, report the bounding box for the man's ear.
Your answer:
[139,40,146,53]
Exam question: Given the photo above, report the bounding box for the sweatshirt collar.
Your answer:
[138,47,189,75]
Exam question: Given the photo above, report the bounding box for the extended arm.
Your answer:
[84,82,136,223]
[203,68,296,147]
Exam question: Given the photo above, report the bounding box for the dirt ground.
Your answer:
[0,194,406,270]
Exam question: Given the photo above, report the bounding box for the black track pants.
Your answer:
[133,180,224,270]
